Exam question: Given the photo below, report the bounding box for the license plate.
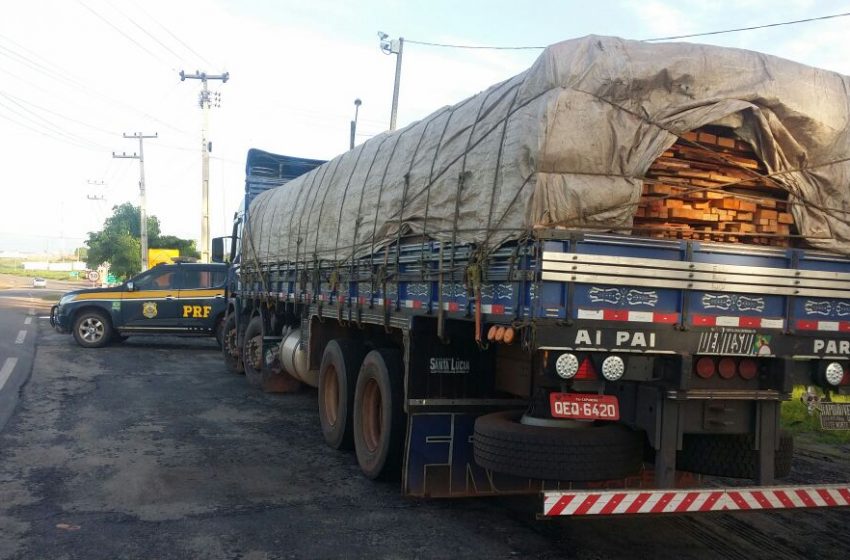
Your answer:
[549,393,620,421]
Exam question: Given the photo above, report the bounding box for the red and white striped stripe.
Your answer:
[796,320,850,332]
[577,309,679,324]
[542,485,850,516]
[692,314,784,329]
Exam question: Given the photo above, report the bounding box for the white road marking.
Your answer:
[15,330,27,344]
[39,316,51,320]
[0,357,18,392]
[24,317,32,325]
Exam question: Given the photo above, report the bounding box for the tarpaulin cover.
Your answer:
[244,35,850,266]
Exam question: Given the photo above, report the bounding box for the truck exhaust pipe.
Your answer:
[279,329,317,387]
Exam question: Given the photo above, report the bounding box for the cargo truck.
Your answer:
[216,36,850,517]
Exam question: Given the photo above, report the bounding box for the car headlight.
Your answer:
[59,295,74,306]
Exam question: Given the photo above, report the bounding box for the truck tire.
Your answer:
[72,310,113,349]
[319,340,366,450]
[242,316,263,387]
[676,432,794,479]
[221,314,244,374]
[353,349,405,480]
[213,314,225,349]
[473,411,645,481]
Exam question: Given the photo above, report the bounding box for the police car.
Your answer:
[50,263,228,348]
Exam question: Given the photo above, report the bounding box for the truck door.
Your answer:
[121,266,183,330]
[177,266,227,331]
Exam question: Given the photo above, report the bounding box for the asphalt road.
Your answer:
[0,286,54,429]
[0,304,849,559]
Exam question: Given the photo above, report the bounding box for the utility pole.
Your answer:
[179,69,229,263]
[350,98,362,150]
[113,132,158,271]
[87,179,106,201]
[378,32,404,131]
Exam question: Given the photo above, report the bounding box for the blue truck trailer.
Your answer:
[218,36,850,517]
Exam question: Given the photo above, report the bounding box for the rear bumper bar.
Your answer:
[542,484,850,516]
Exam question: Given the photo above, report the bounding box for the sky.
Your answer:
[1,0,849,255]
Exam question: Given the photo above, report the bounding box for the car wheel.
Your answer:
[72,311,112,348]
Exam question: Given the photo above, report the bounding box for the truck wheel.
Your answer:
[213,315,225,349]
[353,349,405,479]
[676,432,794,479]
[222,314,244,374]
[242,316,263,387]
[319,340,366,450]
[473,411,645,481]
[72,310,112,349]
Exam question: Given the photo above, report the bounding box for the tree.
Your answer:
[151,235,200,259]
[85,203,200,279]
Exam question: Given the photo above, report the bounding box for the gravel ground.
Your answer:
[1,319,849,560]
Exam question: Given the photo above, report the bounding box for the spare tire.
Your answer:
[473,411,645,481]
[677,432,794,479]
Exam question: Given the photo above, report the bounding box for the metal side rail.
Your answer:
[541,484,850,517]
[541,251,850,299]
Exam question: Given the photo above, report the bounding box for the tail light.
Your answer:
[601,356,625,381]
[696,357,761,381]
[738,359,758,380]
[695,357,715,379]
[718,357,736,379]
[554,353,580,379]
[824,362,845,386]
[575,357,597,380]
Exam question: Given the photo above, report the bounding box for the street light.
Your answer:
[378,31,404,131]
[350,98,362,150]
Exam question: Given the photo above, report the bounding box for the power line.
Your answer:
[129,0,214,68]
[644,11,850,41]
[0,90,117,136]
[398,11,850,50]
[109,1,187,63]
[75,0,174,69]
[0,99,108,151]
[405,39,543,50]
[0,38,189,135]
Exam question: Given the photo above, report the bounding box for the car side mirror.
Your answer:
[211,236,226,263]
[126,281,135,292]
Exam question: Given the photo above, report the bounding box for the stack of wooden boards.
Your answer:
[634,128,795,246]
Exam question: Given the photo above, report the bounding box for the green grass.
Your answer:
[781,386,850,444]
[0,265,79,281]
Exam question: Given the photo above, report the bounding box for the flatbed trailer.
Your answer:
[226,231,850,510]
[218,35,850,517]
